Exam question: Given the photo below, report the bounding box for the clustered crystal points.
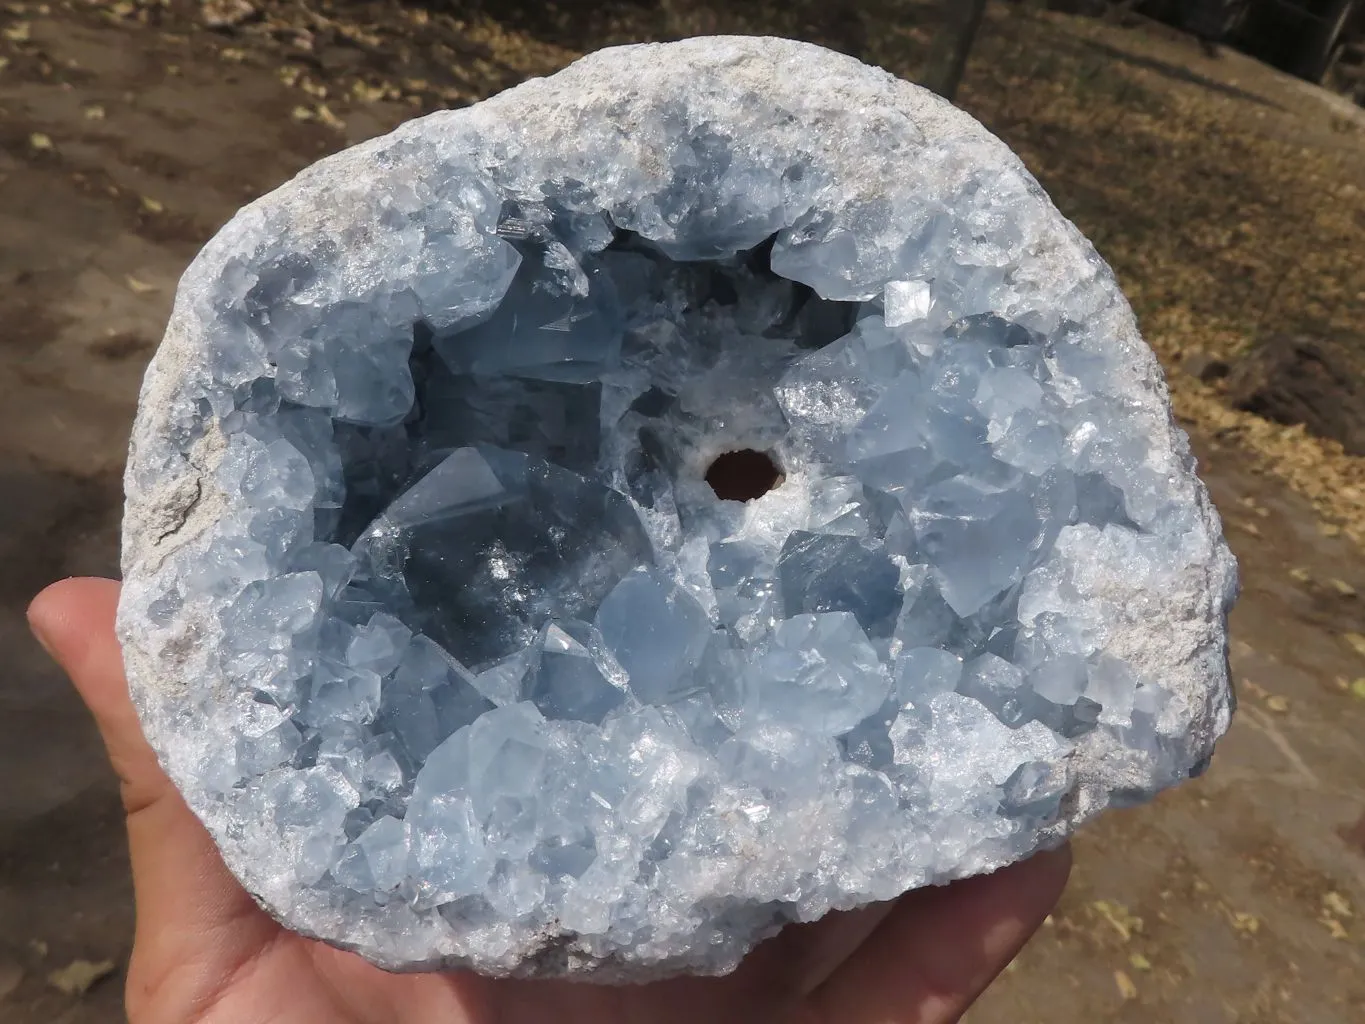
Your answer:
[117,38,1236,978]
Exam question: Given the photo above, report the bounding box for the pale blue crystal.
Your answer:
[742,613,891,735]
[124,38,1234,979]
[777,531,903,638]
[352,445,653,668]
[521,620,627,723]
[595,568,712,705]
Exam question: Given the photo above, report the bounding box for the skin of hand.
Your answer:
[28,576,1070,1024]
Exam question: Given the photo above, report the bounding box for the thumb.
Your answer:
[28,578,278,1015]
[28,576,170,816]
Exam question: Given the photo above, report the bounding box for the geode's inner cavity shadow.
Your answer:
[342,223,860,683]
[117,36,1236,982]
[706,449,783,501]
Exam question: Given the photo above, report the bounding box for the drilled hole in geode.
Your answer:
[706,449,783,502]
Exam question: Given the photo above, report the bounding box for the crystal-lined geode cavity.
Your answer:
[117,37,1237,979]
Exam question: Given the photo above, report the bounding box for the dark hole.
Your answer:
[706,449,783,502]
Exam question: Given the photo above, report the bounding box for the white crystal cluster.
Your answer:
[117,37,1237,978]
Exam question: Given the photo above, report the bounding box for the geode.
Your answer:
[116,37,1238,978]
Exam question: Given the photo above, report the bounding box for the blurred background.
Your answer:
[1,1,1363,1020]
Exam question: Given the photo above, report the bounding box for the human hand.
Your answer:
[29,576,1070,1024]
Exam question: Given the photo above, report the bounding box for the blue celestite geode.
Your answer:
[116,37,1237,978]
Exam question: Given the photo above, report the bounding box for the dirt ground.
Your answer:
[1,2,1363,1021]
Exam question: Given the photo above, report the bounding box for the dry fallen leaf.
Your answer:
[1289,566,1312,583]
[0,56,10,72]
[1323,892,1354,918]
[1344,633,1365,659]
[1351,678,1365,699]
[290,105,313,122]
[1092,900,1142,942]
[3,20,30,41]
[28,132,52,151]
[125,275,156,294]
[1241,679,1270,701]
[200,0,255,30]
[1231,911,1260,934]
[1129,952,1152,971]
[350,79,389,103]
[1320,914,1349,940]
[46,958,115,996]
[1265,695,1290,714]
[139,195,163,214]
[314,104,345,131]
[82,104,104,120]
[1114,969,1138,1000]
[1330,578,1358,598]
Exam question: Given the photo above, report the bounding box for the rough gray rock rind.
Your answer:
[117,36,1238,979]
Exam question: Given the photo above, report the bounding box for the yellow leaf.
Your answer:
[140,195,163,213]
[314,104,344,131]
[1114,969,1138,1000]
[1321,915,1348,940]
[1352,679,1365,699]
[290,105,313,122]
[28,131,52,150]
[83,104,105,120]
[125,275,156,294]
[46,959,115,995]
[1344,633,1365,658]
[1092,900,1142,942]
[3,20,30,41]
[1289,566,1312,583]
[1320,522,1342,538]
[1129,952,1152,971]
[1265,695,1289,714]
[219,47,246,63]
[1231,911,1260,934]
[1330,579,1358,598]
[0,56,10,72]
[351,80,387,103]
[1323,892,1353,918]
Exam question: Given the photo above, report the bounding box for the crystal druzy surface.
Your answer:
[117,37,1237,978]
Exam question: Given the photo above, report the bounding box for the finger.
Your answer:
[802,843,1072,1024]
[28,577,168,815]
[785,900,901,996]
[28,578,278,1013]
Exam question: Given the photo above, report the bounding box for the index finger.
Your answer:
[800,844,1072,1024]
